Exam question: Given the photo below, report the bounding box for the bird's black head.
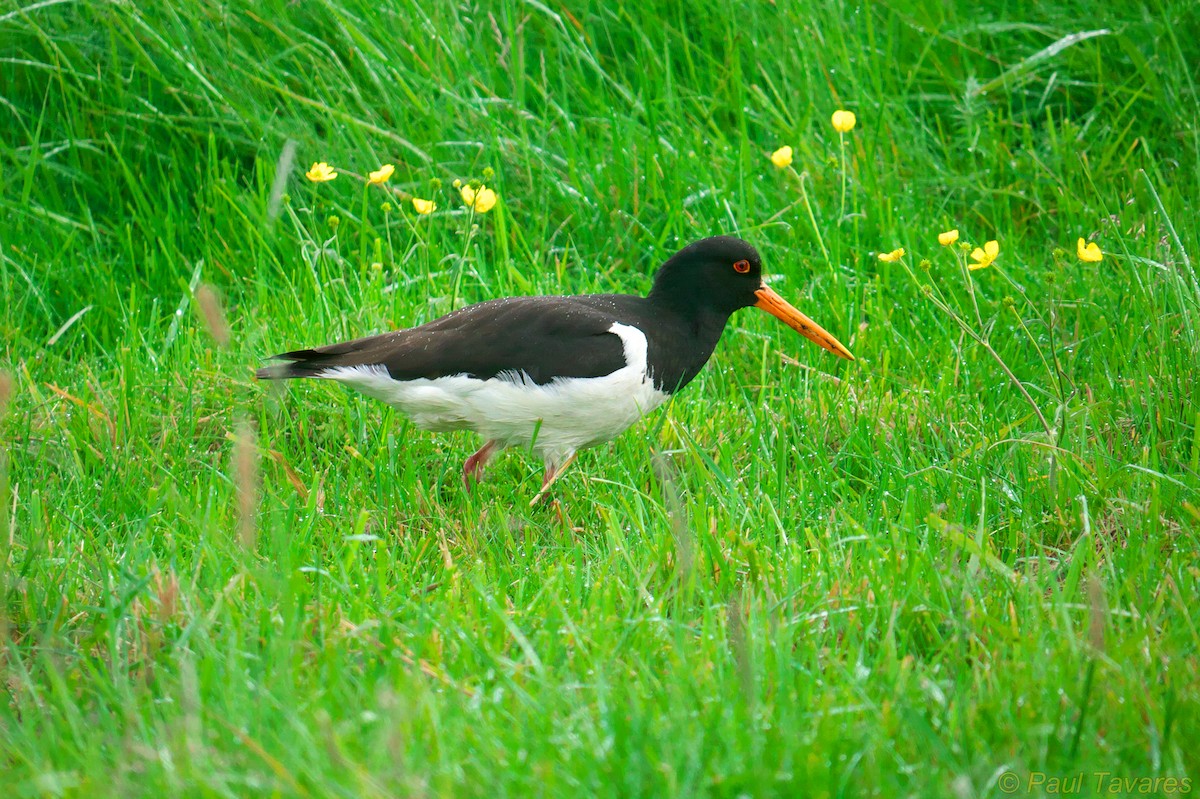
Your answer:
[647,235,855,361]
[647,236,765,317]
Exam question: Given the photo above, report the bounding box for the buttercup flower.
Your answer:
[306,162,337,182]
[770,146,793,169]
[412,197,437,215]
[461,184,497,213]
[1076,238,1102,263]
[938,229,960,246]
[969,240,1000,270]
[368,164,395,184]
[877,247,906,263]
[831,110,857,133]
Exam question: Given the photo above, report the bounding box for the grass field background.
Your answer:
[3,0,1199,795]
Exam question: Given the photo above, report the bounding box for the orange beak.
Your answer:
[754,285,855,361]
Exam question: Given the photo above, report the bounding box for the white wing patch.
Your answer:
[319,322,668,465]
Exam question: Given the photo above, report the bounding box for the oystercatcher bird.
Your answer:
[257,236,853,500]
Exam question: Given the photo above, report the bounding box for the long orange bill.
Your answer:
[754,285,855,361]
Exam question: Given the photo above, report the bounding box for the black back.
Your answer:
[259,295,628,384]
[258,236,767,394]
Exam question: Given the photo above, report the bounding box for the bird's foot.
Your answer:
[530,451,578,506]
[462,440,500,491]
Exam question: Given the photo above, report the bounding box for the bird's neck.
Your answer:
[639,294,733,394]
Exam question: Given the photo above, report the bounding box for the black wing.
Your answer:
[256,295,630,385]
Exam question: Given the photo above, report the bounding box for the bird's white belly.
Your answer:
[319,322,668,463]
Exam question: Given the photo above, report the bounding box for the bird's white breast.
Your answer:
[319,322,668,464]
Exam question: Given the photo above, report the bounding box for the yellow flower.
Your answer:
[769,145,793,169]
[368,164,395,184]
[461,184,497,213]
[412,197,437,215]
[938,229,960,246]
[877,247,906,263]
[831,110,857,133]
[305,162,337,182]
[1076,238,1102,263]
[969,240,1000,270]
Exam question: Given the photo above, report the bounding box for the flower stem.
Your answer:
[1006,303,1055,396]
[839,132,847,224]
[901,259,1054,442]
[788,166,830,268]
[956,247,984,330]
[452,208,477,310]
[359,184,370,273]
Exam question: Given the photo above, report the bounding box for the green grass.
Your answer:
[3,0,1199,795]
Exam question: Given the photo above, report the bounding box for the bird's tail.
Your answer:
[256,334,393,380]
[255,348,342,380]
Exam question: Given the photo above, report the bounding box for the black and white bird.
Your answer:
[257,236,853,499]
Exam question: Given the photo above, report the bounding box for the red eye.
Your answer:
[733,259,751,274]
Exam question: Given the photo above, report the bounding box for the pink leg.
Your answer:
[462,440,501,489]
[530,451,578,506]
